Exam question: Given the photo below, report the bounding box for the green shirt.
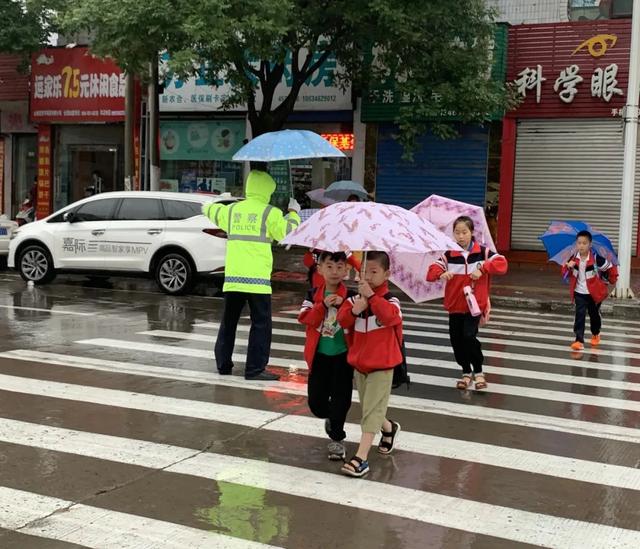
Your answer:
[317,291,348,356]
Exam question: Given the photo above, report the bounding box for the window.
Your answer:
[115,198,163,221]
[162,199,203,220]
[74,198,119,222]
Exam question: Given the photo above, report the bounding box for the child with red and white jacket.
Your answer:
[299,251,356,462]
[427,216,508,391]
[337,251,402,478]
[562,230,617,351]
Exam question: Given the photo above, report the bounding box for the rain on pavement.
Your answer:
[0,271,640,548]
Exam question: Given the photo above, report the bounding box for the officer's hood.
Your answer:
[245,170,276,203]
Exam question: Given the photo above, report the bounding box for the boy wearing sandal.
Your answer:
[337,251,402,478]
[427,216,507,391]
[299,251,356,461]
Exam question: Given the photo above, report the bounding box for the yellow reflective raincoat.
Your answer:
[202,170,300,294]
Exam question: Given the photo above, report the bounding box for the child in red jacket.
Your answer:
[304,249,361,288]
[299,251,356,461]
[337,251,402,478]
[562,230,617,351]
[427,216,508,391]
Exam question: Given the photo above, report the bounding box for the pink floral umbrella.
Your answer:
[390,195,496,302]
[281,202,459,256]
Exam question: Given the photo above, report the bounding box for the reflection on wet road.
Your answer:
[0,272,640,548]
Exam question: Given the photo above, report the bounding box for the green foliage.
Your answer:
[61,0,512,151]
[0,0,60,63]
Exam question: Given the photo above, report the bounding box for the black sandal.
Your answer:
[378,420,401,455]
[341,456,370,478]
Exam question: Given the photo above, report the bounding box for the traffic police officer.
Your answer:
[203,170,301,380]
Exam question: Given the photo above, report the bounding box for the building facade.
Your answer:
[497,18,640,255]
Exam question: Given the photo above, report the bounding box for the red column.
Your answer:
[496,118,517,253]
[36,125,52,220]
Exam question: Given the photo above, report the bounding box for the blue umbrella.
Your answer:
[539,220,618,266]
[232,130,346,162]
[324,180,368,202]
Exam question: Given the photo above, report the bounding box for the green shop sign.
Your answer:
[361,24,508,123]
[160,120,245,161]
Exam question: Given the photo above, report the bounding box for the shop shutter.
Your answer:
[511,119,640,252]
[376,124,489,210]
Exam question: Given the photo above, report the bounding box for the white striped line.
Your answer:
[206,316,640,356]
[256,315,640,346]
[0,487,276,548]
[2,414,640,494]
[0,421,637,548]
[138,328,640,374]
[8,343,640,399]
[4,352,640,490]
[279,307,640,335]
[0,304,95,316]
[80,333,640,386]
[1,353,640,446]
[133,332,640,412]
[401,302,640,326]
[206,316,640,343]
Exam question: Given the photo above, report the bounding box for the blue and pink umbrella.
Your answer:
[539,220,618,266]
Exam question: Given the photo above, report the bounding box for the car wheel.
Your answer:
[0,256,7,270]
[18,244,56,284]
[155,253,193,295]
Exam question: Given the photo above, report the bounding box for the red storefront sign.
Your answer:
[507,19,631,118]
[36,126,52,219]
[30,47,125,123]
[321,132,355,151]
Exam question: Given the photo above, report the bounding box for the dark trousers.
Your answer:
[574,292,602,343]
[307,352,353,441]
[215,292,272,377]
[449,313,483,375]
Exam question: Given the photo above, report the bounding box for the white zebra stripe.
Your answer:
[1,353,639,445]
[0,420,636,548]
[0,486,277,548]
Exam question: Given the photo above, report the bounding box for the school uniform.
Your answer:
[427,242,508,375]
[337,282,402,434]
[299,282,355,442]
[562,251,616,343]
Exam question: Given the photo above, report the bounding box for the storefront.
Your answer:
[159,119,245,196]
[0,54,36,218]
[160,49,354,207]
[362,25,508,225]
[30,47,126,217]
[498,19,640,255]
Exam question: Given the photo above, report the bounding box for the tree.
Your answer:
[62,0,513,150]
[0,0,60,58]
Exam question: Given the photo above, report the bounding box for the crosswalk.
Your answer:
[1,298,640,548]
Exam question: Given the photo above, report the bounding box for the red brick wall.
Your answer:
[0,55,30,101]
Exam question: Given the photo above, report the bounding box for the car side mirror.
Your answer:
[64,211,76,223]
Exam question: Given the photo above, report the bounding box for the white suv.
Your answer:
[8,191,238,295]
[0,215,19,268]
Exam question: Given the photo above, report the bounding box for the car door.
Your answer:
[104,197,166,271]
[52,197,119,269]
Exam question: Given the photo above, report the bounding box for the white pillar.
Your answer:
[615,0,640,299]
[352,98,366,185]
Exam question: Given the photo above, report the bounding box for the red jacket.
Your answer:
[427,242,508,314]
[298,282,354,370]
[303,250,361,287]
[561,251,617,304]
[337,282,403,374]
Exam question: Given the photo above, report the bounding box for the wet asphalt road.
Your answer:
[0,271,640,548]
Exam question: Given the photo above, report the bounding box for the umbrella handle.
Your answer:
[361,251,367,280]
